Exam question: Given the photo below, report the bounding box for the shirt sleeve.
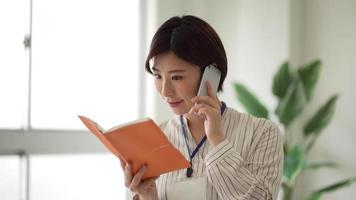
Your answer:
[205,122,283,200]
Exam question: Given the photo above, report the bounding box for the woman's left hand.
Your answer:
[190,81,224,147]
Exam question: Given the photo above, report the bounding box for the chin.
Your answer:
[170,104,191,115]
[171,108,188,115]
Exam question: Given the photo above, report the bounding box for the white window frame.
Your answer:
[0,1,148,199]
[0,0,147,155]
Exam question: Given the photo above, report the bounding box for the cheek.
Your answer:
[189,78,200,95]
[154,80,161,92]
[181,81,199,97]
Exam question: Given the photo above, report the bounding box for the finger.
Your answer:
[189,104,209,120]
[206,81,222,103]
[119,157,126,171]
[129,165,147,192]
[124,162,133,187]
[131,177,158,196]
[188,103,196,115]
[196,107,213,118]
[191,96,219,110]
[139,176,159,189]
[191,103,207,114]
[193,108,207,120]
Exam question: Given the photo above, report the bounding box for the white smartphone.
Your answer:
[197,64,221,96]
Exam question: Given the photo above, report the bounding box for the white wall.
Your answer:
[148,0,289,123]
[293,0,356,199]
[146,0,356,199]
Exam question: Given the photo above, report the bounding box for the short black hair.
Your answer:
[145,15,228,91]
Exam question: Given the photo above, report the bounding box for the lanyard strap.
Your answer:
[179,102,227,163]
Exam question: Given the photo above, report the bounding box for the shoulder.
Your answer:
[159,120,169,130]
[158,116,180,132]
[224,107,280,136]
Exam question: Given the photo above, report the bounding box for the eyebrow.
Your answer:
[152,66,186,74]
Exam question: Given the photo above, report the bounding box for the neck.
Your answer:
[182,113,206,144]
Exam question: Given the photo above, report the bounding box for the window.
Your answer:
[0,0,143,199]
[31,0,140,129]
[0,0,28,129]
[0,0,141,130]
[30,154,125,200]
[0,155,21,200]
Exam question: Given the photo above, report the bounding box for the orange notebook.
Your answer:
[78,115,190,180]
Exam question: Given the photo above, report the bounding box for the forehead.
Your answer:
[152,52,199,72]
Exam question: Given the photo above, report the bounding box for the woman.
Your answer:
[124,15,283,200]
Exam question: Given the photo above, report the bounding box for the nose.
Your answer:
[161,79,174,97]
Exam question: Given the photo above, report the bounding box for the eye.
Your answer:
[172,75,183,80]
[153,73,161,79]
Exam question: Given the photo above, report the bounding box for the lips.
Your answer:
[167,100,183,107]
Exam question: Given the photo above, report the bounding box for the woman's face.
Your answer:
[152,51,201,115]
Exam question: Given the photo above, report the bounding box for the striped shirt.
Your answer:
[155,106,283,200]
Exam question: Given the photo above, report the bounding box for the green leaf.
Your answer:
[283,145,304,184]
[305,193,321,200]
[316,177,356,193]
[233,82,269,118]
[275,80,306,126]
[306,177,356,200]
[304,95,338,136]
[304,161,338,170]
[298,59,321,101]
[272,61,293,99]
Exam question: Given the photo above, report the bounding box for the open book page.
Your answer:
[78,115,121,158]
[91,120,105,133]
[104,118,151,133]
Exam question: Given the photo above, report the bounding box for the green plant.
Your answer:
[233,59,355,200]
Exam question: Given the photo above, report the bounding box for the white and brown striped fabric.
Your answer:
[155,106,283,200]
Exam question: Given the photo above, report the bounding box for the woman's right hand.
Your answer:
[120,159,158,200]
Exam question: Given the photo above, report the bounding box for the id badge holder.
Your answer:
[167,177,207,200]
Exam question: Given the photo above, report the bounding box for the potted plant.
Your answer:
[233,59,355,200]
